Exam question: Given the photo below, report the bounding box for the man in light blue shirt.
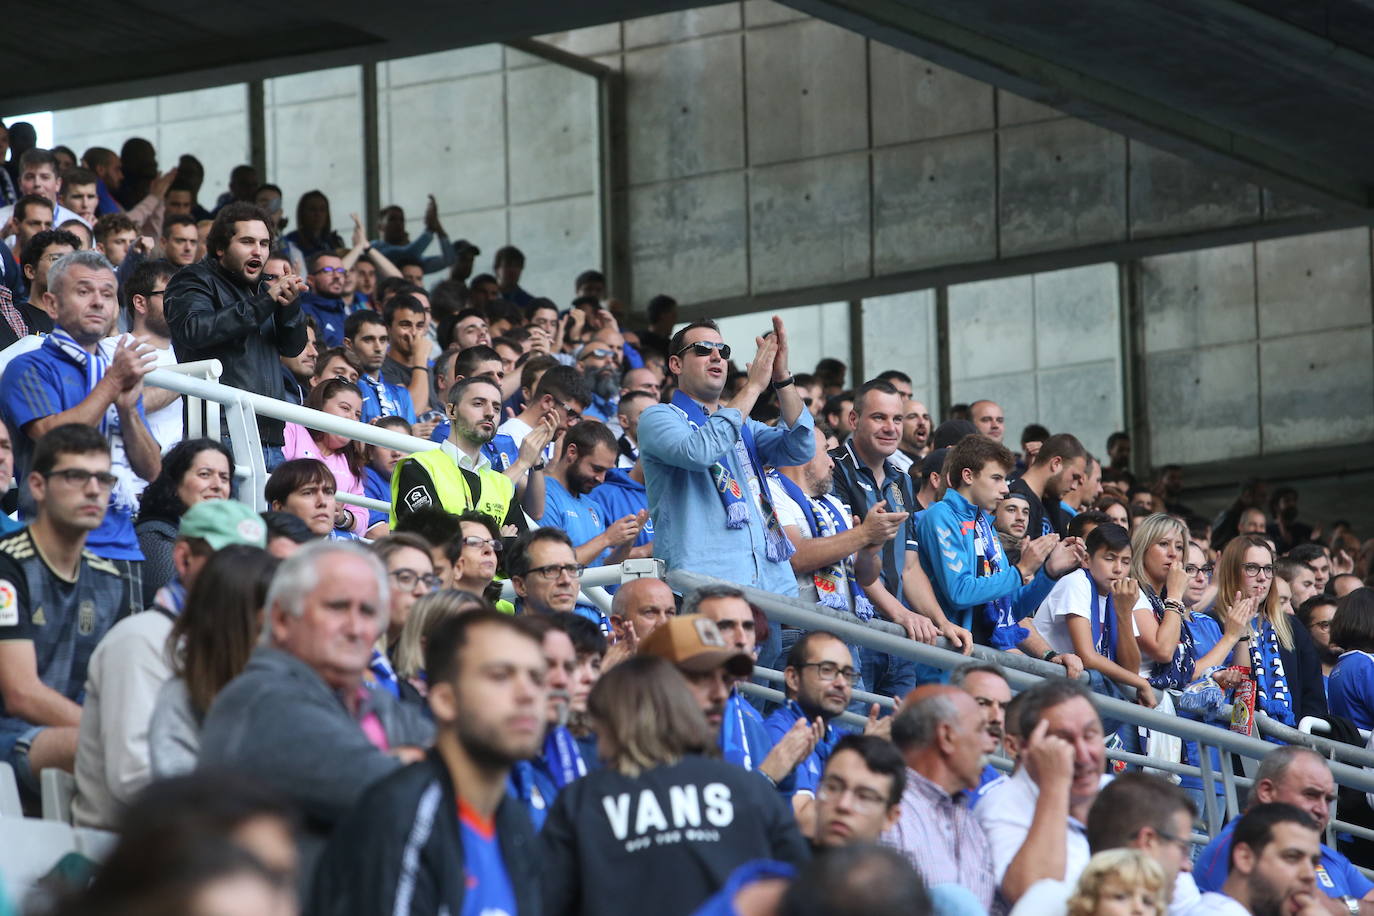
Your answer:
[638,316,813,668]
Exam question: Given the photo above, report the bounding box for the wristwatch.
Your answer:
[1341,896,1359,915]
[771,374,795,390]
[1042,649,1059,662]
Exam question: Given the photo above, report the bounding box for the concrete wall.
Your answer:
[265,67,366,239]
[1140,227,1374,467]
[52,85,249,212]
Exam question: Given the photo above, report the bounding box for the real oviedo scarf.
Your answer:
[768,469,875,620]
[670,391,794,563]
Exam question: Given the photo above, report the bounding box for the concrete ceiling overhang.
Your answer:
[7,0,1374,216]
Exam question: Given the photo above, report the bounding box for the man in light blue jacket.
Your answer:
[638,316,813,667]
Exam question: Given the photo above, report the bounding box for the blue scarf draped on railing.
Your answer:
[1249,617,1295,726]
[975,510,1027,649]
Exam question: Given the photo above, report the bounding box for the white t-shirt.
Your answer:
[1009,872,1216,916]
[129,339,181,455]
[767,477,853,606]
[1133,591,1158,677]
[1032,569,1139,658]
[975,766,1107,891]
[497,415,532,448]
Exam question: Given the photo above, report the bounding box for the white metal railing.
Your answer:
[147,358,224,440]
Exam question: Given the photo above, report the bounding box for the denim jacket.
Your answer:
[915,487,1055,632]
[638,400,813,595]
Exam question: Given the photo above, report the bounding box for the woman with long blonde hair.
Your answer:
[1216,534,1325,725]
[1129,513,1194,688]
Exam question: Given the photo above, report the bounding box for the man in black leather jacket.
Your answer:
[165,201,309,468]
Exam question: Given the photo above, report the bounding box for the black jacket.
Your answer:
[539,754,810,916]
[308,751,541,916]
[1279,613,1329,722]
[164,256,308,446]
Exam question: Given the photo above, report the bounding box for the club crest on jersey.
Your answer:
[78,600,96,636]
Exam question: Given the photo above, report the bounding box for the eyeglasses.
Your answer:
[1241,563,1275,579]
[1154,830,1193,855]
[1312,619,1333,631]
[45,468,118,490]
[800,661,858,683]
[555,401,582,422]
[1184,564,1215,578]
[459,535,502,553]
[526,563,585,580]
[313,266,346,275]
[675,341,731,360]
[817,778,888,811]
[389,568,442,591]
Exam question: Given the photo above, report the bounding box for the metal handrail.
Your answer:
[667,568,1374,795]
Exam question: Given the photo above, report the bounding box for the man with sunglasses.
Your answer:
[639,317,813,667]
[298,251,349,348]
[0,424,130,801]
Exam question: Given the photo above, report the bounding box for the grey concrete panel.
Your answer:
[749,153,871,293]
[869,46,994,146]
[948,275,1035,380]
[433,207,509,264]
[626,171,749,304]
[267,96,365,230]
[861,290,939,397]
[873,134,996,274]
[1260,189,1324,221]
[385,46,505,86]
[624,4,741,48]
[745,20,867,166]
[535,24,623,57]
[1128,142,1261,238]
[158,115,250,208]
[997,89,1060,127]
[718,302,850,382]
[1260,327,1374,452]
[507,66,597,204]
[624,36,745,186]
[1145,343,1259,465]
[54,98,158,137]
[743,0,808,27]
[1140,244,1257,353]
[949,370,1038,443]
[157,85,246,122]
[267,66,360,106]
[509,194,600,303]
[1256,228,1372,338]
[383,73,506,213]
[1036,359,1122,454]
[999,118,1127,256]
[1032,264,1119,369]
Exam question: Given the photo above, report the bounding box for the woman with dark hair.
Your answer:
[135,438,234,607]
[148,545,278,778]
[282,380,367,535]
[48,771,299,916]
[264,458,352,539]
[1327,587,1374,730]
[284,188,343,258]
[539,655,809,916]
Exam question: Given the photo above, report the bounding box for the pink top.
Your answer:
[283,422,367,534]
[354,687,390,752]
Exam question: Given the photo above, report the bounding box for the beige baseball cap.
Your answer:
[639,615,754,678]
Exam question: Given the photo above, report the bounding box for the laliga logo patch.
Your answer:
[405,487,431,510]
[693,618,726,647]
[0,580,16,627]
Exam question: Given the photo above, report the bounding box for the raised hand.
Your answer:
[1017,533,1059,578]
[859,499,909,546]
[769,315,790,382]
[1110,576,1140,611]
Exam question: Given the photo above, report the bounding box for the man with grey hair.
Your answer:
[950,660,1013,792]
[0,249,161,609]
[199,540,433,885]
[1194,745,1374,910]
[883,684,996,910]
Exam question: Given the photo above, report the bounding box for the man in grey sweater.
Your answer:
[198,540,432,885]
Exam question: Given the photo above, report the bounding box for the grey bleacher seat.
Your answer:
[0,762,20,817]
[73,826,119,861]
[40,769,75,825]
[0,816,77,896]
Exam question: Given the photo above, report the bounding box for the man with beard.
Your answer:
[165,202,309,468]
[390,376,532,535]
[380,295,441,432]
[993,490,1031,565]
[1296,595,1340,680]
[578,337,622,424]
[1009,433,1088,539]
[114,259,182,452]
[539,420,648,569]
[498,613,582,831]
[1214,805,1323,916]
[307,611,546,916]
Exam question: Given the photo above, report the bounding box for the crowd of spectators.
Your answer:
[0,124,1371,916]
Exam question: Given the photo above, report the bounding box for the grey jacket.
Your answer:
[198,646,434,877]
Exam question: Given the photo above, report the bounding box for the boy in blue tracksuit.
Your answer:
[916,434,1083,649]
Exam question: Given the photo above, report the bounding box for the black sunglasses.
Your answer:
[675,341,731,360]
